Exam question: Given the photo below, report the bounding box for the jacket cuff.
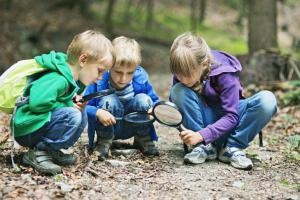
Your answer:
[197,128,212,145]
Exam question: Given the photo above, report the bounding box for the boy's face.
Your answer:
[78,56,113,86]
[110,64,137,90]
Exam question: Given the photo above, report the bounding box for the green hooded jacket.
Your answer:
[14,51,80,137]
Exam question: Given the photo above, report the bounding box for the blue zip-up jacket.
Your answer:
[85,66,160,148]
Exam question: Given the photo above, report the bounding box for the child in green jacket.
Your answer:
[13,30,115,175]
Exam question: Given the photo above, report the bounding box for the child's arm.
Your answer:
[198,73,240,144]
[145,80,160,104]
[85,84,116,126]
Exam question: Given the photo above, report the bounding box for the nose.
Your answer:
[120,74,127,83]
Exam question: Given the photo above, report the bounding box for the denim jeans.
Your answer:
[170,83,277,149]
[16,107,87,150]
[95,93,153,140]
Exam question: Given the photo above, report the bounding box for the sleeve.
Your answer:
[28,74,68,113]
[84,84,99,123]
[84,83,99,149]
[199,73,240,144]
[141,70,160,104]
[145,80,160,104]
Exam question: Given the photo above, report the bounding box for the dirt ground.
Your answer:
[0,72,299,200]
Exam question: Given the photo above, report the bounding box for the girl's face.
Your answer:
[175,60,210,87]
[175,67,202,87]
[110,64,137,90]
[78,55,113,86]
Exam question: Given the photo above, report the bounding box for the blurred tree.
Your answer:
[248,0,278,54]
[190,0,198,31]
[198,0,206,24]
[235,0,248,31]
[122,0,134,25]
[145,0,155,30]
[51,0,90,16]
[105,0,117,35]
[1,0,13,10]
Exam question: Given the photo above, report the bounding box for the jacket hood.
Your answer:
[209,50,242,76]
[34,51,77,88]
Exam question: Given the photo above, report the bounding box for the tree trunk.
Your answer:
[190,0,198,31]
[123,0,133,24]
[248,0,278,54]
[199,0,206,24]
[105,0,117,35]
[145,0,154,30]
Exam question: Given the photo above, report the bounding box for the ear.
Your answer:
[79,54,88,67]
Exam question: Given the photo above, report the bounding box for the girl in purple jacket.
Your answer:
[169,32,277,169]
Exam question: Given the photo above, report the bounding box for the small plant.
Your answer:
[286,135,300,161]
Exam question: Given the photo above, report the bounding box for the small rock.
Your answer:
[57,182,74,193]
[232,181,244,188]
[219,198,230,200]
[105,159,130,167]
[286,194,299,200]
[111,149,138,156]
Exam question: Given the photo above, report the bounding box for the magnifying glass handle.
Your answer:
[177,124,186,132]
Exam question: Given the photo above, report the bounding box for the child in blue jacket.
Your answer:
[85,36,160,160]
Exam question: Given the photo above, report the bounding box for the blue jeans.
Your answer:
[95,93,153,140]
[170,83,277,149]
[16,107,87,150]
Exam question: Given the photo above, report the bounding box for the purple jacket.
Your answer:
[174,50,243,144]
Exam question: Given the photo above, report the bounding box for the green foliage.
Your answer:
[90,0,247,55]
[286,135,300,162]
[282,90,300,106]
[54,174,63,182]
[279,81,300,106]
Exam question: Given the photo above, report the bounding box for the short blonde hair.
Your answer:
[170,32,212,76]
[67,30,115,65]
[112,36,141,67]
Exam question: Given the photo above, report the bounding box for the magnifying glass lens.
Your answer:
[153,104,182,126]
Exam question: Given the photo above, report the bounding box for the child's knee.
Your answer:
[66,108,83,126]
[99,94,123,114]
[132,93,153,111]
[258,90,277,116]
[170,83,197,106]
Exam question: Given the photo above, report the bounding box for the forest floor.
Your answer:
[0,72,299,200]
[0,1,299,199]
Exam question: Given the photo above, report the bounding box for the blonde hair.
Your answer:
[112,36,141,67]
[169,32,212,77]
[67,30,115,65]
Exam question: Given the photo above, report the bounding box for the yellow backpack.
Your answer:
[0,59,48,114]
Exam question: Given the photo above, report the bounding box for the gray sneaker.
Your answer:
[22,149,62,175]
[184,143,217,164]
[218,147,253,170]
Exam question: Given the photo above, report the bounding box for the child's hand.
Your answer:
[73,95,87,111]
[96,109,116,126]
[179,129,204,146]
[147,107,153,114]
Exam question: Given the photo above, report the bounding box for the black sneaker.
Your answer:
[22,149,61,175]
[133,135,159,157]
[95,138,113,161]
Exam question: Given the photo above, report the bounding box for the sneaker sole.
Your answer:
[23,154,61,175]
[231,161,253,170]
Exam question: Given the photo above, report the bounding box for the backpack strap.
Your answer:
[10,96,29,171]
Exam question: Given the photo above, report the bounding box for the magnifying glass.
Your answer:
[115,100,189,153]
[75,88,116,103]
